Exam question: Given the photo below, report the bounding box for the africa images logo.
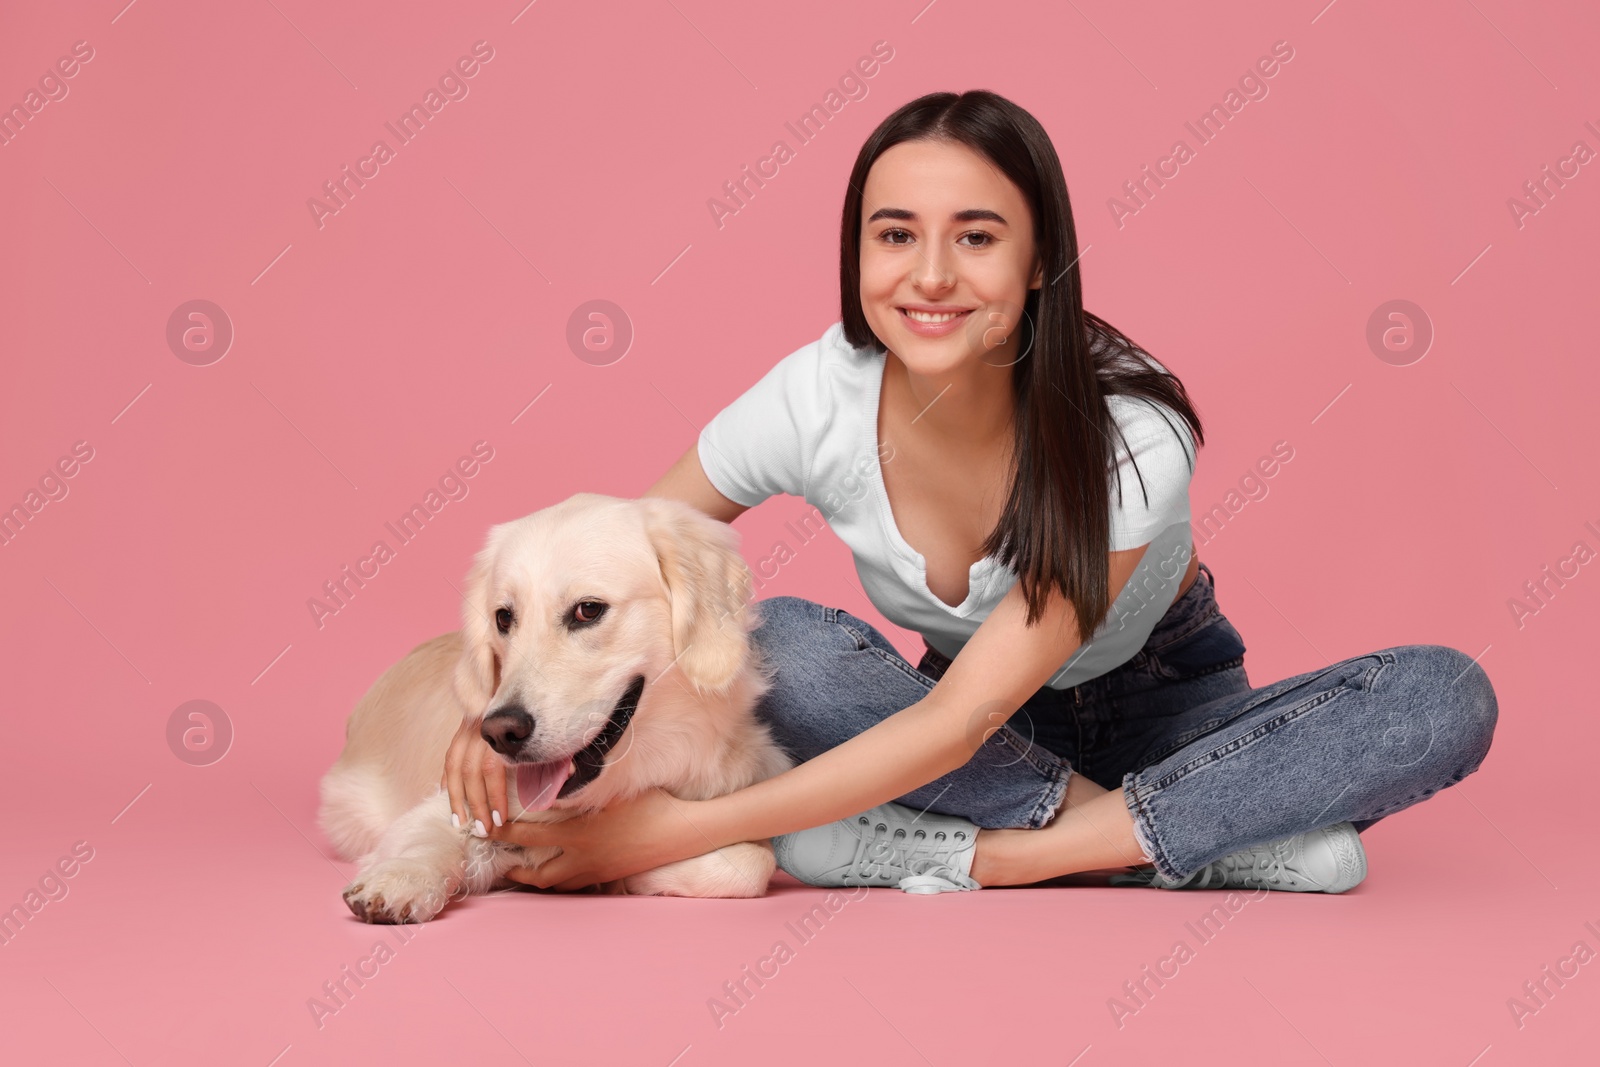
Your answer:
[306,41,496,230]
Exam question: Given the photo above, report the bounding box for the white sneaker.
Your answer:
[772,801,982,894]
[1109,822,1367,894]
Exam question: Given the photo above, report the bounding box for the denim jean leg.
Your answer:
[1119,643,1500,881]
[745,595,1074,830]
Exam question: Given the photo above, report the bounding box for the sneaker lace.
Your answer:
[846,817,978,893]
[1200,842,1291,888]
[898,859,980,894]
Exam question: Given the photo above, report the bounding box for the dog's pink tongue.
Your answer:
[516,760,572,813]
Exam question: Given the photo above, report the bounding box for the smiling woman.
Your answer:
[468,91,1497,902]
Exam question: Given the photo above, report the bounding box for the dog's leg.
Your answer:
[620,840,777,899]
[343,792,572,921]
[342,792,504,923]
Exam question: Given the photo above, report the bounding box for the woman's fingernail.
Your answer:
[473,819,487,838]
[492,809,503,827]
[451,812,460,830]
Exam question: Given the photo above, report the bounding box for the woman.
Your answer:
[447,90,1498,895]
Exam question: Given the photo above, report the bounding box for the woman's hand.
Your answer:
[440,715,509,837]
[489,787,708,891]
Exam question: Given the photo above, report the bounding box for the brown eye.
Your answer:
[495,607,514,634]
[572,601,606,626]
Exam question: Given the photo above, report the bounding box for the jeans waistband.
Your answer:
[918,560,1215,678]
[921,643,954,675]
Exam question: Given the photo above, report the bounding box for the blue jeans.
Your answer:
[747,562,1499,881]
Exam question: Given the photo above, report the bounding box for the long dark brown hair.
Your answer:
[839,90,1204,639]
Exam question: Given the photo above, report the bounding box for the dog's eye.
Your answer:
[572,601,606,626]
[495,607,514,634]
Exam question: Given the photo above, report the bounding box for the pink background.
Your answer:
[3,0,1596,1062]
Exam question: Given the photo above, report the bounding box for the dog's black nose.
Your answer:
[481,705,535,755]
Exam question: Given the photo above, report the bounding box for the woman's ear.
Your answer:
[453,525,505,718]
[641,497,757,694]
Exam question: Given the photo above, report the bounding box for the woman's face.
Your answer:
[859,138,1044,376]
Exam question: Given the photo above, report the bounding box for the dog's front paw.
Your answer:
[342,860,457,924]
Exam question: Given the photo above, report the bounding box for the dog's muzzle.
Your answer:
[498,674,644,813]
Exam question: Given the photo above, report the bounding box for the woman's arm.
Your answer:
[636,441,1049,839]
[685,545,1154,851]
[643,441,751,524]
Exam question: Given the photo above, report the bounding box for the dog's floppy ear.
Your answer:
[453,524,507,718]
[642,497,758,694]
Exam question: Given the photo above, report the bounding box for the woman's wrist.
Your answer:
[675,792,741,856]
[660,794,730,864]
[682,787,801,854]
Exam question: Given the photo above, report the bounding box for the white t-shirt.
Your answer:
[698,321,1198,689]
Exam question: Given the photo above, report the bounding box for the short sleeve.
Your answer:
[1106,395,1197,551]
[697,335,831,508]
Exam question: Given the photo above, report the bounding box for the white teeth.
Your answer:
[904,309,966,323]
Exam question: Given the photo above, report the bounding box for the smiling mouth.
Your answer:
[510,674,644,813]
[897,307,975,335]
[899,306,974,319]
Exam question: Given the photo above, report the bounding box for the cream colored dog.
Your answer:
[317,493,794,922]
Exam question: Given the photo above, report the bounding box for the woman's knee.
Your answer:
[747,595,831,701]
[1383,643,1499,779]
[749,595,828,652]
[745,595,931,762]
[745,596,857,759]
[749,595,902,668]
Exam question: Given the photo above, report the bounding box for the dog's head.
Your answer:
[452,493,758,812]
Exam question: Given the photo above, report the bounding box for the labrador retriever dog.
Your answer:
[318,493,795,922]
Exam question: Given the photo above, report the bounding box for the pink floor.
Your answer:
[3,0,1597,1063]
